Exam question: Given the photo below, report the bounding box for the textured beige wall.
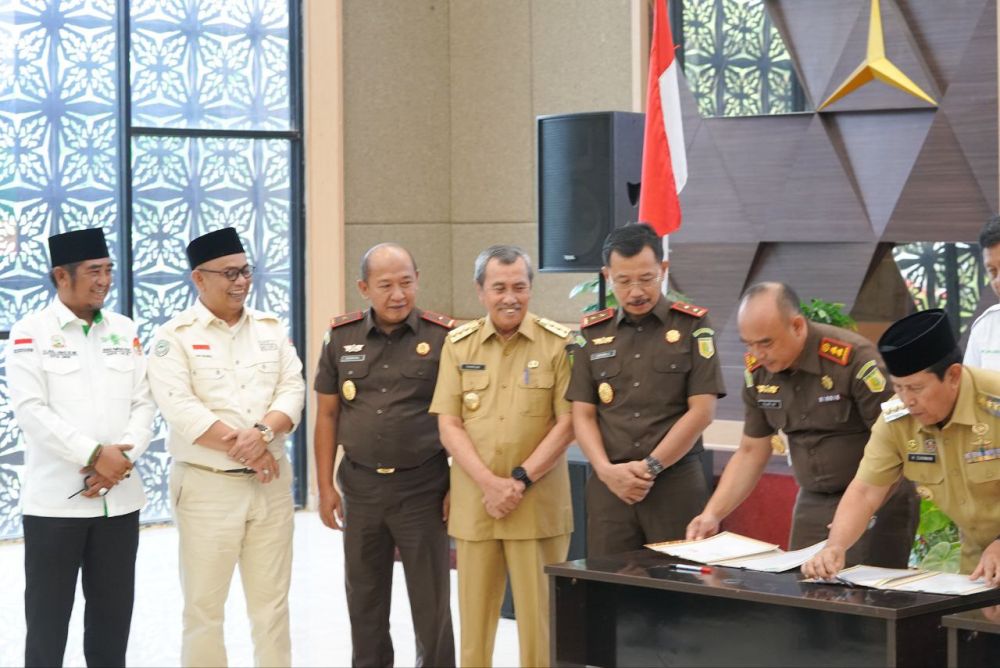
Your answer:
[342,0,451,225]
[341,0,637,323]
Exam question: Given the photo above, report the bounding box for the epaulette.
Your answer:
[421,310,456,329]
[818,337,853,366]
[671,301,708,318]
[881,397,909,422]
[535,316,571,339]
[744,352,762,372]
[581,308,615,329]
[448,318,482,344]
[978,392,1000,417]
[330,311,364,329]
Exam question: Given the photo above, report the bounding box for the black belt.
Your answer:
[345,450,445,475]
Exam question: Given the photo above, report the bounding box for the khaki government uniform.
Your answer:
[314,307,455,667]
[148,300,305,667]
[429,313,573,668]
[857,366,1000,573]
[743,321,918,566]
[566,298,726,556]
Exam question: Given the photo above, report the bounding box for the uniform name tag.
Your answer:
[590,350,617,361]
[818,394,842,403]
[908,453,937,463]
[757,399,782,409]
[460,363,486,371]
[339,354,366,363]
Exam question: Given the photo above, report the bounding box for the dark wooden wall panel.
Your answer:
[672,0,997,417]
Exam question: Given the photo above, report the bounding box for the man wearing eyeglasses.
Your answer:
[567,223,725,556]
[7,228,154,667]
[431,245,574,667]
[147,227,305,667]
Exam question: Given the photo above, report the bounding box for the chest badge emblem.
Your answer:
[416,342,430,356]
[342,380,357,401]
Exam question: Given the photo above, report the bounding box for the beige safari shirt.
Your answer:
[147,300,305,470]
[857,366,1000,572]
[430,312,573,541]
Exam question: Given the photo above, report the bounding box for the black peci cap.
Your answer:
[186,228,246,269]
[48,228,110,267]
[878,309,957,377]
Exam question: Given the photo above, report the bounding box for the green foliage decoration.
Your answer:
[800,298,857,330]
[911,499,961,573]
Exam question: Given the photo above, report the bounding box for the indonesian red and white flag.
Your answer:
[639,0,687,237]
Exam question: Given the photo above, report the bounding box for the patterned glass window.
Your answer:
[893,243,987,337]
[678,0,805,118]
[0,0,302,539]
[130,0,291,130]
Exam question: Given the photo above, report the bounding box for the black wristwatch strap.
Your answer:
[511,466,533,488]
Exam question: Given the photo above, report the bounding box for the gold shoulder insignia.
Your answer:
[448,318,482,344]
[881,396,909,422]
[536,317,570,339]
[818,337,853,366]
[977,393,1000,417]
[581,307,615,329]
[671,301,708,318]
[330,311,364,329]
[420,310,456,329]
[744,352,762,372]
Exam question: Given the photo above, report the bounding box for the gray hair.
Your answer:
[473,245,534,286]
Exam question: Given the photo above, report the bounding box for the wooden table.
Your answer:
[943,605,1000,667]
[547,550,1000,667]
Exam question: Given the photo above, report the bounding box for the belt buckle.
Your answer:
[376,467,396,475]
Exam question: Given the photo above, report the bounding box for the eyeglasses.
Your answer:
[611,274,661,290]
[198,264,255,282]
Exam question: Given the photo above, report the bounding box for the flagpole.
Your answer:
[662,234,670,295]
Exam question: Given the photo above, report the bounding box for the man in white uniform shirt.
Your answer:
[7,228,155,667]
[147,227,305,667]
[966,216,1000,370]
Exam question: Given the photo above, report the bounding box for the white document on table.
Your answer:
[712,540,827,572]
[645,531,779,564]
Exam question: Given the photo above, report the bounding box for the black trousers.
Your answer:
[338,453,455,668]
[23,511,140,668]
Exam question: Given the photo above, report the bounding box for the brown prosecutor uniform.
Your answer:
[857,366,1000,573]
[566,298,726,556]
[430,313,573,668]
[743,321,918,566]
[314,307,455,667]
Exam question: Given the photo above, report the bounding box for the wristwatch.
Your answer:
[254,422,275,444]
[643,455,665,478]
[511,466,533,489]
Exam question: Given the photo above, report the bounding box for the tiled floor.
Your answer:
[0,511,521,667]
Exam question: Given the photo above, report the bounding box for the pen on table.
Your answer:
[666,564,713,574]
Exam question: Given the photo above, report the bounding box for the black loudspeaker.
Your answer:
[537,111,645,272]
